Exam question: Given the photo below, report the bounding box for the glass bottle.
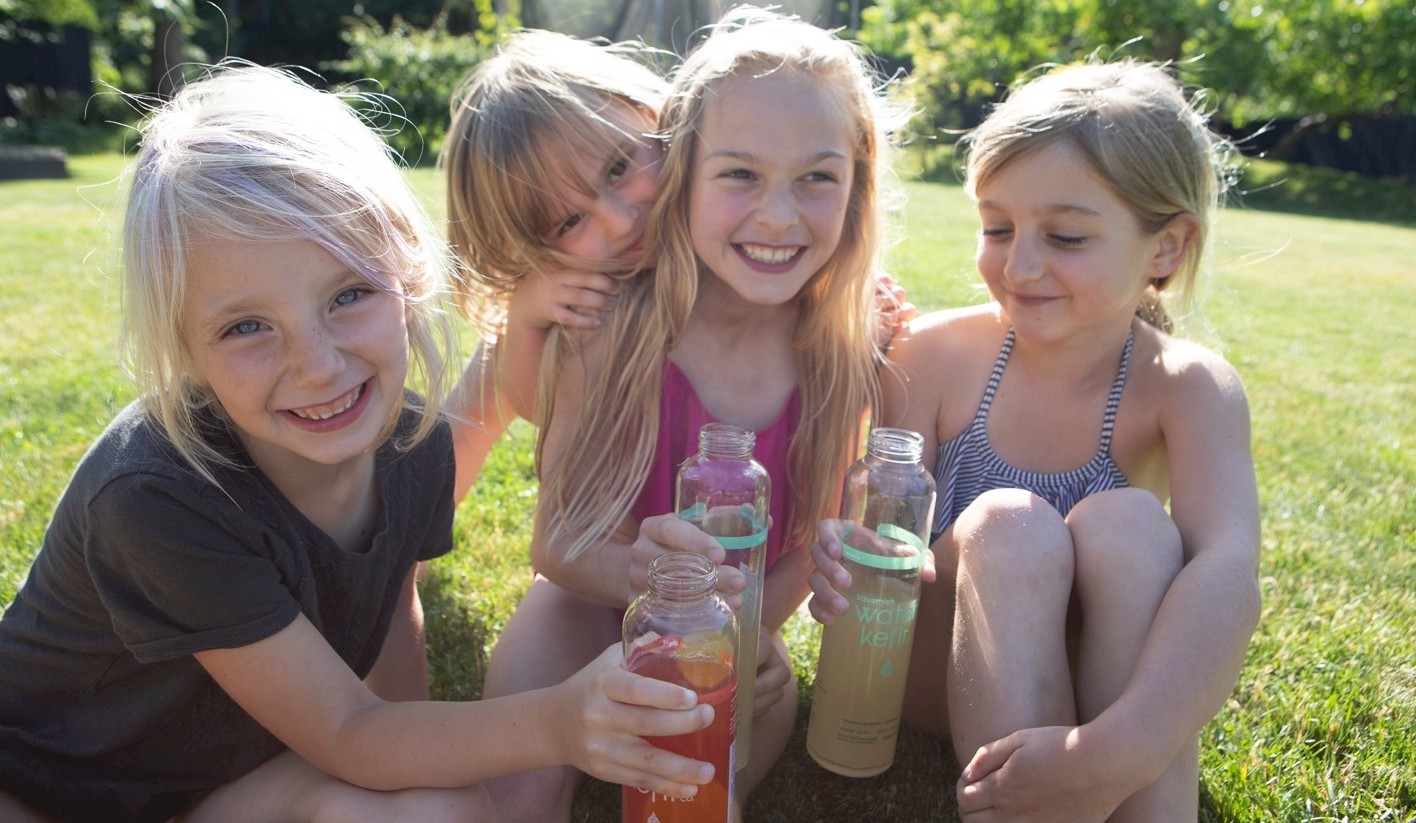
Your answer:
[675,422,768,771]
[806,427,936,777]
[622,552,738,823]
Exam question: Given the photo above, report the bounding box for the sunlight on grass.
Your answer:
[3,154,1413,821]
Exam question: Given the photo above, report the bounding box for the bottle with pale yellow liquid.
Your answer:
[676,422,768,772]
[806,427,936,777]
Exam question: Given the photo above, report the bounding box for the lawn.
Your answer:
[1,154,1413,821]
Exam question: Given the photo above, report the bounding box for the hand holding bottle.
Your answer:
[629,512,748,610]
[807,518,938,626]
[549,643,716,799]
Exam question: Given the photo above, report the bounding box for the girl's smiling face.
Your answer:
[974,140,1179,340]
[688,70,855,308]
[180,236,409,476]
[542,103,663,269]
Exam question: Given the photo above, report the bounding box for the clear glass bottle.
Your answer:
[622,552,738,823]
[806,427,936,777]
[675,422,768,771]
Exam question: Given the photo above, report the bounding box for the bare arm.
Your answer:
[498,269,619,421]
[195,616,715,793]
[1078,353,1261,782]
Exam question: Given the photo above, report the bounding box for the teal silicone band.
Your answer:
[840,522,926,570]
[677,503,768,551]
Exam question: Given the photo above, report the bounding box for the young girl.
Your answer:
[474,10,902,819]
[0,65,718,823]
[807,61,1261,820]
[442,28,667,428]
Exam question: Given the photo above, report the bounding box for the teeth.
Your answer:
[291,384,362,420]
[740,244,799,265]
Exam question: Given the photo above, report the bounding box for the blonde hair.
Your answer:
[121,62,456,486]
[541,7,900,561]
[962,60,1236,331]
[442,29,668,334]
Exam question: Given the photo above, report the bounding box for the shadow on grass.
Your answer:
[573,702,962,822]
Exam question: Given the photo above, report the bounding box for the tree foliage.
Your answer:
[326,14,494,165]
[858,0,1414,140]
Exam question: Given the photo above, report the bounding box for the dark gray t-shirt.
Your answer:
[0,399,456,822]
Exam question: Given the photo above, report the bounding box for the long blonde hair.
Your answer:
[540,8,900,560]
[121,63,455,487]
[961,60,1237,331]
[442,29,668,335]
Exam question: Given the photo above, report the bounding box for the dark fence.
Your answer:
[1228,116,1416,183]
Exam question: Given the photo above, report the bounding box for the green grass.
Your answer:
[2,155,1413,821]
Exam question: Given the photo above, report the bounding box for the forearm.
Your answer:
[449,342,516,501]
[760,548,813,633]
[325,687,563,790]
[499,306,554,422]
[533,531,637,610]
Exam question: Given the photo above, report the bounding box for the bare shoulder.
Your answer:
[1143,329,1251,434]
[1152,332,1247,400]
[883,304,1006,441]
[890,304,1003,369]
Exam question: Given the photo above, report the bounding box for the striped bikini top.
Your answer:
[930,327,1133,542]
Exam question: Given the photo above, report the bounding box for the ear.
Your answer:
[1149,212,1201,280]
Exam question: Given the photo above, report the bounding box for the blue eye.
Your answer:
[608,157,629,183]
[334,287,366,306]
[225,318,264,337]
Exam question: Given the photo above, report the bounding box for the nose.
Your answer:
[1002,235,1043,282]
[599,194,640,242]
[754,183,798,234]
[287,321,344,387]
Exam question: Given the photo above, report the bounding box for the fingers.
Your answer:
[920,547,938,584]
[961,735,1017,785]
[806,519,852,622]
[600,744,714,799]
[637,514,727,565]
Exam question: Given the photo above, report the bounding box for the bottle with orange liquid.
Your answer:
[622,551,738,823]
[675,422,768,770]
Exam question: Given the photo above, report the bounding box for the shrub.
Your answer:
[327,14,491,166]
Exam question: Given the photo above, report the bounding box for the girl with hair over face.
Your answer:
[0,64,716,823]
[478,8,904,820]
[808,60,1261,821]
[441,29,668,431]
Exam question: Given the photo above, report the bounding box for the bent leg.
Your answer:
[735,631,798,806]
[901,531,956,738]
[178,748,495,823]
[1066,488,1194,821]
[481,576,620,822]
[948,488,1076,765]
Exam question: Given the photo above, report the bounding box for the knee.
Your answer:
[485,767,575,822]
[954,488,1072,581]
[1068,489,1183,585]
